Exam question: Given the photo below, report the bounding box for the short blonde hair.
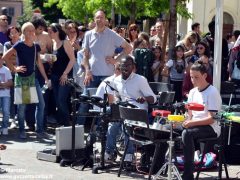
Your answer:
[183,31,197,43]
[21,22,35,34]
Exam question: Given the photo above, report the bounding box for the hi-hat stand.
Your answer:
[152,118,182,180]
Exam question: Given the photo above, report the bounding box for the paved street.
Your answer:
[0,126,240,180]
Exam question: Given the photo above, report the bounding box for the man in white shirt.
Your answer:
[182,60,222,180]
[105,55,156,163]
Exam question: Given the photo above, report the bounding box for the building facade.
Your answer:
[178,0,240,38]
[0,0,23,26]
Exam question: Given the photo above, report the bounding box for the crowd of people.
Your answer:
[0,8,240,179]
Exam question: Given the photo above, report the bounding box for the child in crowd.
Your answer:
[162,45,186,102]
[0,47,13,135]
[151,46,164,82]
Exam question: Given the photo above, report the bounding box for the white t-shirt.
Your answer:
[188,85,222,137]
[0,65,12,97]
[166,59,185,68]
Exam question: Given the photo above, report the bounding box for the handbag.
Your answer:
[231,61,240,80]
[14,44,39,104]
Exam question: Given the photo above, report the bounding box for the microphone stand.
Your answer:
[60,79,83,167]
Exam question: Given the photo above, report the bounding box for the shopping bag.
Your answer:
[14,73,39,104]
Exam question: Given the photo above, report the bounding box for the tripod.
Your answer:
[152,116,183,180]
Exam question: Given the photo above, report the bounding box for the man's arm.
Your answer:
[137,77,157,104]
[121,40,132,55]
[136,96,155,104]
[82,48,93,86]
[46,34,53,53]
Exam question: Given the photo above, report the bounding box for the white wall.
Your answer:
[178,0,240,37]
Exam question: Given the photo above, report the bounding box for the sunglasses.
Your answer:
[197,47,204,50]
[130,29,137,32]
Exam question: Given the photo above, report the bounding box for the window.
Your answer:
[8,7,15,17]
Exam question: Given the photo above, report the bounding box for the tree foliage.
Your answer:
[44,0,191,23]
[32,0,65,23]
[17,0,34,26]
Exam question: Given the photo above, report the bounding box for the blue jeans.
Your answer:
[106,122,134,155]
[17,79,45,133]
[77,75,107,125]
[51,74,71,126]
[0,96,10,129]
[182,126,217,180]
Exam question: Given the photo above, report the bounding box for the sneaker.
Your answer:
[10,120,18,129]
[104,152,117,163]
[124,153,134,162]
[19,131,27,139]
[1,128,8,135]
[194,150,200,163]
[36,132,52,139]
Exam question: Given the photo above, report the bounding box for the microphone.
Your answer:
[67,78,83,93]
[104,81,137,101]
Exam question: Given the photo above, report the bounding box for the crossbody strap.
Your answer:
[34,43,36,71]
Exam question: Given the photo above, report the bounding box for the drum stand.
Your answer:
[91,94,119,174]
[215,117,229,180]
[152,120,182,180]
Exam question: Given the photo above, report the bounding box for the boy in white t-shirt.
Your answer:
[0,51,13,135]
[182,60,222,180]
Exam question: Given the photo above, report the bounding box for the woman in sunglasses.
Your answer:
[187,41,211,73]
[177,31,198,63]
[127,24,139,47]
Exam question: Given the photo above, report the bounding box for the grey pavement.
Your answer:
[0,126,240,180]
